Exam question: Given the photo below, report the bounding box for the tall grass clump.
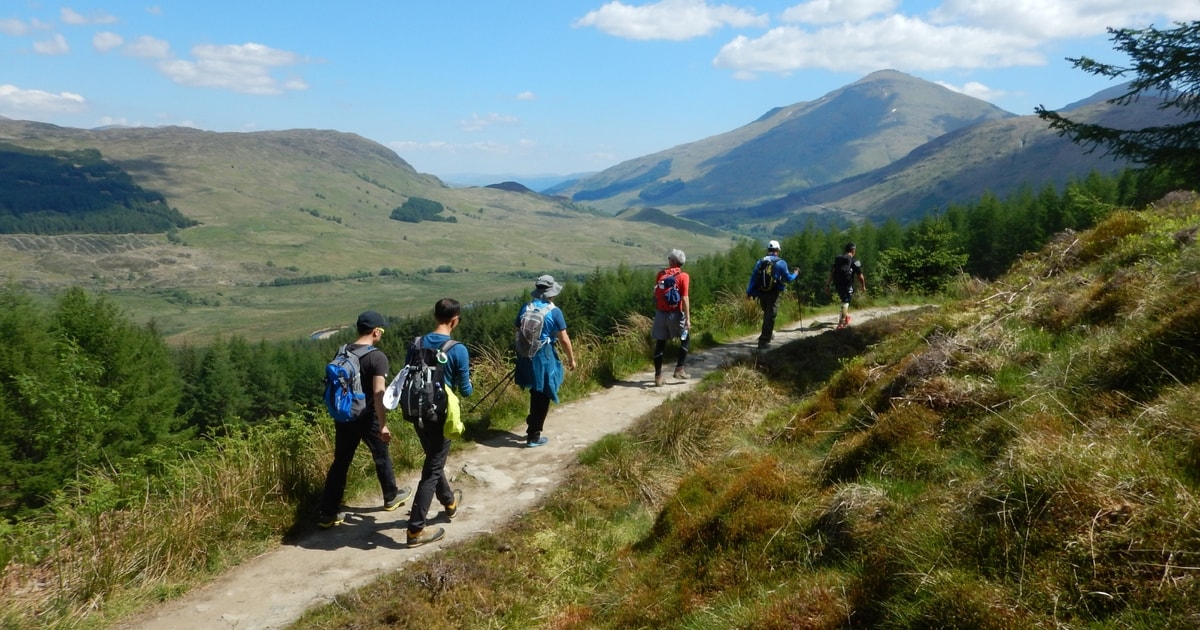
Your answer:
[0,413,331,629]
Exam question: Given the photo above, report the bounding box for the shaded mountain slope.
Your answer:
[763,92,1183,225]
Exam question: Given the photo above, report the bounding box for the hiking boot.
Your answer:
[406,527,445,548]
[383,486,413,512]
[654,374,664,387]
[526,436,549,448]
[673,367,690,379]
[316,512,345,529]
[444,489,463,520]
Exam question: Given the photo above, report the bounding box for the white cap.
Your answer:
[767,240,781,252]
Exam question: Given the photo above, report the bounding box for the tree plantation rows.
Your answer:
[0,166,1175,520]
[0,143,196,235]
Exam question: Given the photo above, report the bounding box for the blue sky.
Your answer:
[3,1,1199,181]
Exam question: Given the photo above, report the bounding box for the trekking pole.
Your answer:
[796,286,803,329]
[467,367,515,414]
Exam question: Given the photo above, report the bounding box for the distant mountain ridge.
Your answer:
[554,70,1168,235]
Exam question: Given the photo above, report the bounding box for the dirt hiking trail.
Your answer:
[120,306,917,630]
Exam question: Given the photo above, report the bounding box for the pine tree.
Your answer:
[1035,21,1200,188]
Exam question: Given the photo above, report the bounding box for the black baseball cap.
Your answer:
[356,310,387,332]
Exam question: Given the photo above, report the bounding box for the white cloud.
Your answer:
[575,0,768,41]
[517,91,536,101]
[711,1,1200,79]
[390,139,516,158]
[936,80,1006,102]
[0,18,30,36]
[156,42,308,95]
[33,33,70,55]
[0,84,87,114]
[125,35,170,59]
[715,15,1044,76]
[931,1,1200,40]
[147,6,163,16]
[93,31,123,52]
[61,8,86,25]
[458,112,520,132]
[61,7,118,25]
[781,0,899,25]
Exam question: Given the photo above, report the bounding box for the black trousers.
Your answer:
[757,290,781,344]
[408,420,453,532]
[320,416,400,517]
[525,390,552,441]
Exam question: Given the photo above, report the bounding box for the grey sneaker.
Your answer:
[406,527,446,548]
[383,486,413,512]
[673,368,690,379]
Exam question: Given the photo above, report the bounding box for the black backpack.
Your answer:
[756,256,779,293]
[397,337,459,429]
[834,254,856,287]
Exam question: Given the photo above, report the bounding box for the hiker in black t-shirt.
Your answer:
[825,242,867,329]
[317,310,412,529]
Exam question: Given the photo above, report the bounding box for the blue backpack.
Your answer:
[323,344,376,422]
[656,268,682,309]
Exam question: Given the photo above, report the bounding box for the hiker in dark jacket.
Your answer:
[825,242,867,329]
[746,240,798,349]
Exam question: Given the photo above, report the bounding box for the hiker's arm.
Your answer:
[682,295,691,326]
[372,374,391,442]
[557,329,577,370]
[453,345,473,397]
[859,270,867,292]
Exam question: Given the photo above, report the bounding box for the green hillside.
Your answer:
[294,193,1200,627]
[0,120,735,343]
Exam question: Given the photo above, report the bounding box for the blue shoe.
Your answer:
[526,436,549,448]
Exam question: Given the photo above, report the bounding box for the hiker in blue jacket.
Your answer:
[746,240,799,349]
[514,275,576,448]
[404,298,472,548]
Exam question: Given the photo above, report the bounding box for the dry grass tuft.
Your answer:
[812,483,892,559]
[746,577,852,630]
[633,366,774,468]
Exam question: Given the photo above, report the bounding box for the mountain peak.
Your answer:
[562,70,1013,214]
